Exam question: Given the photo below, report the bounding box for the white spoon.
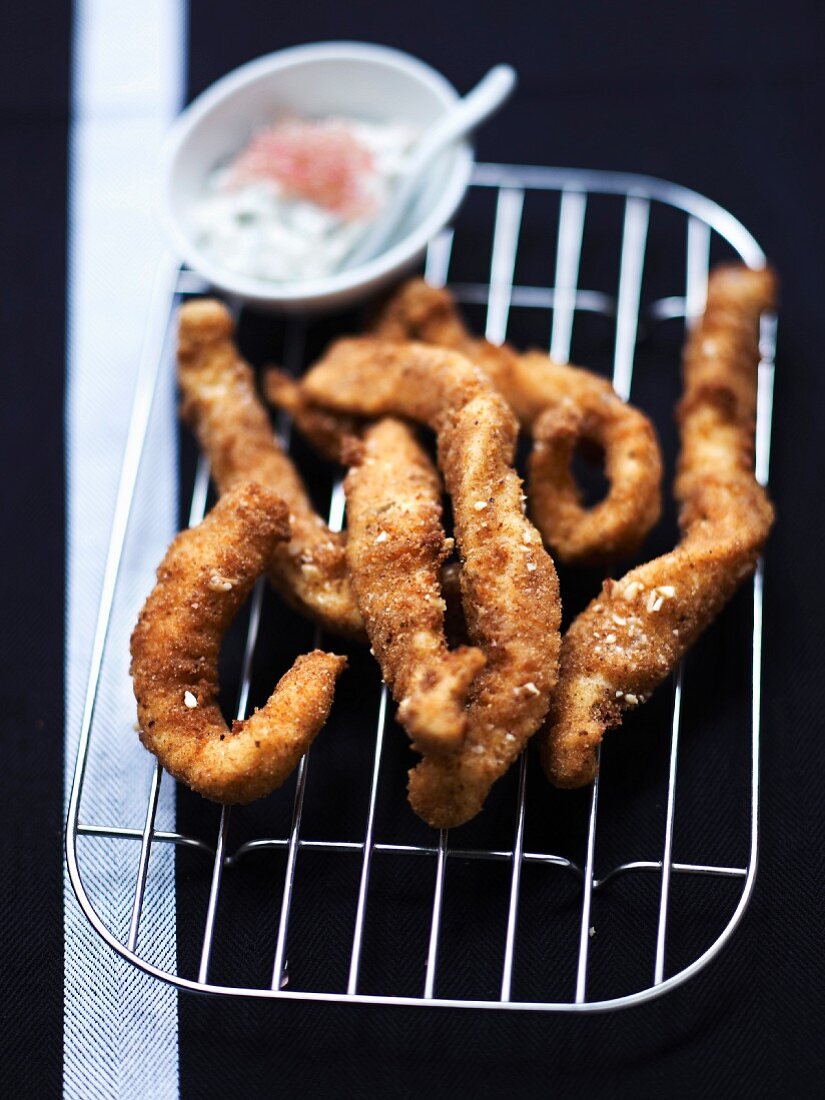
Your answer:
[342,63,517,271]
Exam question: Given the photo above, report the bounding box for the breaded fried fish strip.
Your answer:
[262,370,469,642]
[373,279,662,564]
[540,264,776,788]
[344,418,485,753]
[177,300,363,638]
[130,483,346,803]
[263,367,361,463]
[301,339,561,827]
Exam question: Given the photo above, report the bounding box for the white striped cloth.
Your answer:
[64,3,185,1097]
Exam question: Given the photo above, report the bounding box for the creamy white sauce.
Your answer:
[189,117,418,282]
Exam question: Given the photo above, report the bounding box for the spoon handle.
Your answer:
[407,64,517,181]
[346,64,517,269]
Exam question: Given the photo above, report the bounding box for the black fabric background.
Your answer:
[179,3,825,1098]
[0,3,69,1097]
[1,1,823,1097]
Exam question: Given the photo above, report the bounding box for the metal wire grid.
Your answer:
[66,163,776,1010]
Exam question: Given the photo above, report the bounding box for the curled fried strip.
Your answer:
[539,264,776,788]
[264,367,361,463]
[262,372,475,648]
[372,279,662,563]
[301,339,561,827]
[344,418,485,753]
[177,300,363,638]
[518,353,661,562]
[130,483,346,803]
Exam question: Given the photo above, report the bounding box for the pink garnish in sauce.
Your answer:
[229,118,377,219]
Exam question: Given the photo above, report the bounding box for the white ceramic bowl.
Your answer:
[161,42,474,313]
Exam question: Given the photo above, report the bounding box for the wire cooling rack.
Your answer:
[66,163,776,1010]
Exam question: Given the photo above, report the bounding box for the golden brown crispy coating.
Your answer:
[372,279,662,564]
[261,374,474,650]
[263,367,362,463]
[344,418,485,754]
[539,264,776,788]
[177,300,363,638]
[130,483,346,803]
[515,353,662,563]
[301,338,561,827]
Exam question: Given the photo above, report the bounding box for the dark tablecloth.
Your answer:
[2,2,823,1096]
